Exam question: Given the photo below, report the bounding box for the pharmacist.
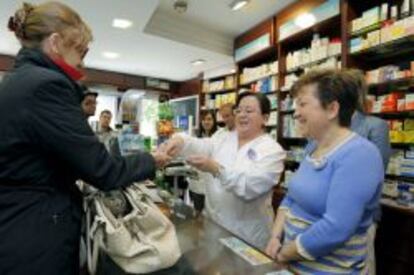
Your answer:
[163,92,286,250]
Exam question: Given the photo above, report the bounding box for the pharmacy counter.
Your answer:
[98,216,285,275]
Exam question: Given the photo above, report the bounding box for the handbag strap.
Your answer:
[86,195,118,275]
[86,198,103,275]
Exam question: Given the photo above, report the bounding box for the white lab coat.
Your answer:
[178,131,286,250]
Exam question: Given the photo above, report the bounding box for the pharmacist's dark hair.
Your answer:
[236,91,271,115]
[100,109,112,116]
[291,69,358,127]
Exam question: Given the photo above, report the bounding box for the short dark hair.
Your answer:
[236,91,271,115]
[79,84,97,98]
[291,69,359,127]
[100,109,112,116]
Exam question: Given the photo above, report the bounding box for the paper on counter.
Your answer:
[266,270,294,275]
[219,237,272,266]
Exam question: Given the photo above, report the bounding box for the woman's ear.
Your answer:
[327,101,340,121]
[46,32,62,56]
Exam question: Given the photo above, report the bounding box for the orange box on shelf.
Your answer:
[381,92,405,112]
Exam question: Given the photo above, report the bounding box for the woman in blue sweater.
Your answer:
[266,69,384,274]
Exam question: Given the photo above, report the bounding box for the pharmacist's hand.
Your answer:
[151,151,172,168]
[161,136,184,157]
[186,155,219,175]
[265,236,282,260]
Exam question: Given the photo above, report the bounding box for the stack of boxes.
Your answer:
[389,119,414,144]
[286,35,342,71]
[350,3,414,53]
[239,61,278,85]
[203,75,236,93]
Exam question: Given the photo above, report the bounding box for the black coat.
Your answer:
[0,48,156,275]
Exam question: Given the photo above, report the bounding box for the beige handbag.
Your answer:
[86,183,181,274]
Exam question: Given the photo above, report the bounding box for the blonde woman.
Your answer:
[0,2,169,274]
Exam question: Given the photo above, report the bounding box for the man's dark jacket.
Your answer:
[0,48,155,275]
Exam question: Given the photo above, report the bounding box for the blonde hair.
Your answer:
[8,2,93,50]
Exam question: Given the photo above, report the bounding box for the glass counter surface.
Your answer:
[97,216,284,275]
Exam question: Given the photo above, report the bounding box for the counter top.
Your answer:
[173,217,282,275]
[97,215,284,275]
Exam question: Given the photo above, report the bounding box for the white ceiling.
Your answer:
[0,0,295,81]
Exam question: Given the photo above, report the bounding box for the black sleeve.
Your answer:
[29,80,155,191]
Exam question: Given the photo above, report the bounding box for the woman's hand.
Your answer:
[266,236,282,259]
[151,151,172,168]
[159,136,184,158]
[186,155,220,175]
[276,241,302,264]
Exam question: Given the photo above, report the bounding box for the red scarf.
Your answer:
[51,57,84,81]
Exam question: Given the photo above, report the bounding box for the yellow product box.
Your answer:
[405,119,414,130]
[215,96,221,109]
[225,76,235,89]
[403,130,414,143]
[230,93,236,104]
[367,30,380,47]
[390,130,405,143]
[223,94,230,104]
[390,22,405,40]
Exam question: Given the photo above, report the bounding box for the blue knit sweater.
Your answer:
[281,134,384,274]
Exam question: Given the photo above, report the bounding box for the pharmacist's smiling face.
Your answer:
[293,84,333,139]
[235,96,267,139]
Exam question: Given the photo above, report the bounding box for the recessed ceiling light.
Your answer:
[102,52,120,59]
[112,18,133,29]
[191,59,205,66]
[294,13,316,29]
[230,0,250,11]
[230,69,237,73]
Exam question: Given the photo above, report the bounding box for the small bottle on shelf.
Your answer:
[391,5,399,22]
[401,0,411,18]
[381,3,389,22]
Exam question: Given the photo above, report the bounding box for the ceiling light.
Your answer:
[191,59,205,66]
[230,0,250,11]
[102,52,120,59]
[112,18,133,29]
[230,69,237,73]
[294,13,316,29]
